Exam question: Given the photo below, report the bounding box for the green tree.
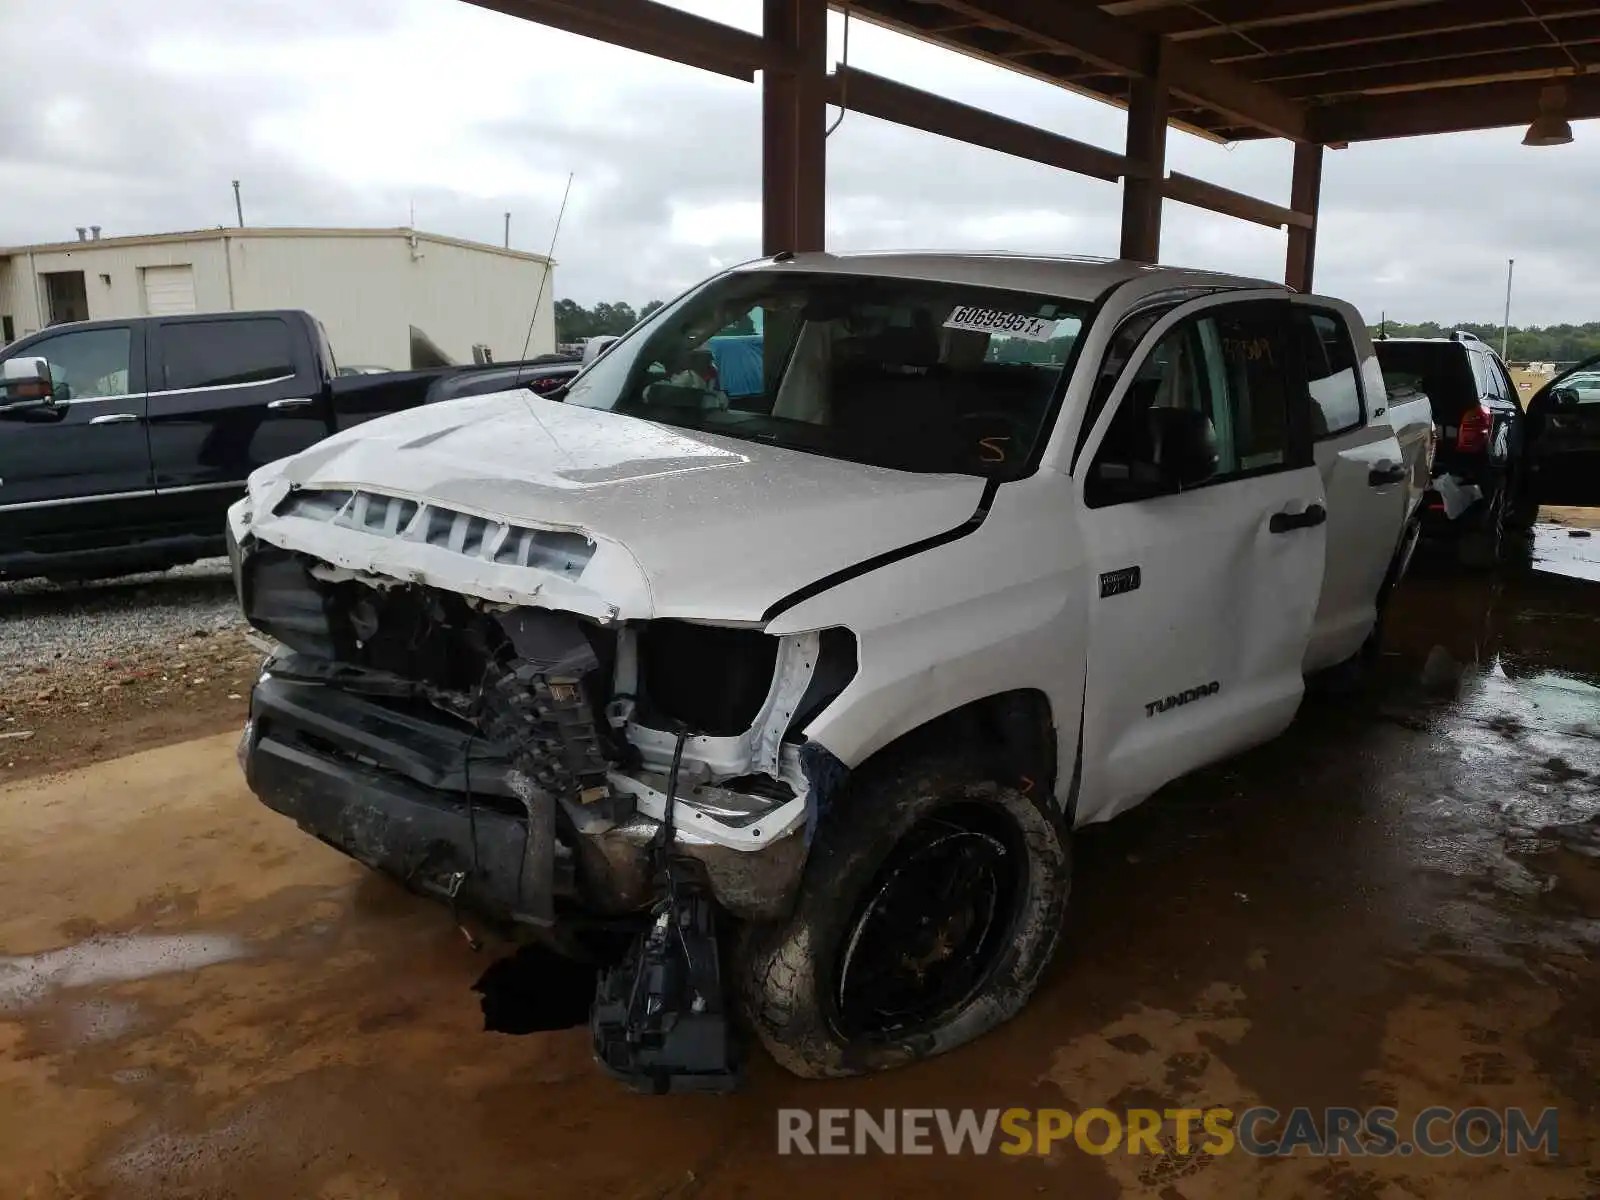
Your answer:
[555,299,666,343]
[1370,320,1600,363]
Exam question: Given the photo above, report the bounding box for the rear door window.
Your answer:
[160,319,295,390]
[1292,309,1364,437]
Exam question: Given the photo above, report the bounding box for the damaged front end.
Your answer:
[230,506,855,935]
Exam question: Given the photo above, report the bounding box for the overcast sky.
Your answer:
[3,0,1596,325]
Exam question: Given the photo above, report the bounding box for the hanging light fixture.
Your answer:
[1523,83,1575,146]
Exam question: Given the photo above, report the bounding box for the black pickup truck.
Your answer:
[0,310,579,581]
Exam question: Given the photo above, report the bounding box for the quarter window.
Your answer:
[1467,348,1497,400]
[1293,310,1364,437]
[1483,353,1512,403]
[162,319,294,390]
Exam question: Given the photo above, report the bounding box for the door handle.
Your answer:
[1368,464,1408,487]
[1269,503,1328,533]
[267,397,316,411]
[88,412,140,425]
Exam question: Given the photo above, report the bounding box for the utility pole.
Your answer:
[504,211,511,248]
[1502,258,1515,359]
[232,180,244,228]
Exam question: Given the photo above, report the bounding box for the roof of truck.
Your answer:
[750,251,1288,303]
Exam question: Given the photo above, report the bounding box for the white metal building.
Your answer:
[0,227,555,367]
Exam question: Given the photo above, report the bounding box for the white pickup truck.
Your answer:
[227,253,1431,1089]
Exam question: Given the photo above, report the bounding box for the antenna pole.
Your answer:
[514,174,574,382]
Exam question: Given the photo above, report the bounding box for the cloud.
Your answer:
[1,0,1597,325]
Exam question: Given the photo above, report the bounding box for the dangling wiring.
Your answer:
[654,724,691,889]
[825,3,852,138]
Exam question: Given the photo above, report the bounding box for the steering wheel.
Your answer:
[954,409,1032,470]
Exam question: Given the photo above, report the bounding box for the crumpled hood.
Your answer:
[242,390,986,623]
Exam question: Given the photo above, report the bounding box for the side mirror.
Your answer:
[0,356,57,412]
[1551,385,1581,408]
[582,335,619,366]
[1147,407,1219,489]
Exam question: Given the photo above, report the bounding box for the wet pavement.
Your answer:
[1,525,1598,1199]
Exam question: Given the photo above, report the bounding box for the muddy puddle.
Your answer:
[0,933,249,1011]
[1530,521,1600,583]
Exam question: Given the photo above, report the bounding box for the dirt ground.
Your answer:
[1,535,1598,1199]
[0,629,260,790]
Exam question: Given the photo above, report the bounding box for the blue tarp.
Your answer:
[707,334,764,398]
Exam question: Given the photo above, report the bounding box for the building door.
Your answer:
[141,265,197,316]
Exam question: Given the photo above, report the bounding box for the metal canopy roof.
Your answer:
[851,0,1600,142]
[466,0,1593,291]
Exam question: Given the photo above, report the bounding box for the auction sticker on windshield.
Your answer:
[945,305,1060,342]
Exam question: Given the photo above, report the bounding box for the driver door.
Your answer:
[0,324,152,558]
[1071,293,1325,824]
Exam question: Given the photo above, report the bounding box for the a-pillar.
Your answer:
[1120,43,1169,264]
[1284,141,1324,293]
[762,0,827,255]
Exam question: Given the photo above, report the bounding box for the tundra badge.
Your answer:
[1145,681,1220,718]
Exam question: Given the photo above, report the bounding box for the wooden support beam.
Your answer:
[1163,172,1315,229]
[1240,15,1600,83]
[1123,0,1456,41]
[827,67,1130,182]
[1310,74,1600,140]
[1284,142,1323,293]
[1120,42,1169,262]
[763,0,826,255]
[461,0,770,79]
[915,0,1308,138]
[1215,1,1600,60]
[794,0,826,252]
[1276,49,1593,100]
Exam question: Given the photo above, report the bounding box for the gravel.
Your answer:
[0,560,245,691]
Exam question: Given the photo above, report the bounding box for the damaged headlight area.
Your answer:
[234,535,857,930]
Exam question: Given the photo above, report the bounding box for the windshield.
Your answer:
[564,269,1088,479]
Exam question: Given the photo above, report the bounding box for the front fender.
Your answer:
[768,480,1089,811]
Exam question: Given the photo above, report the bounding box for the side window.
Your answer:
[1484,353,1512,402]
[18,327,132,400]
[162,319,294,390]
[1087,303,1293,505]
[1071,303,1176,469]
[1467,348,1497,400]
[1293,309,1364,437]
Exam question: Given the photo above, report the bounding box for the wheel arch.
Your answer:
[813,687,1066,821]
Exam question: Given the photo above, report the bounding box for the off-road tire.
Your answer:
[735,755,1071,1079]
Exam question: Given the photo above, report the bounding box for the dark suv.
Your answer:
[1374,331,1527,567]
